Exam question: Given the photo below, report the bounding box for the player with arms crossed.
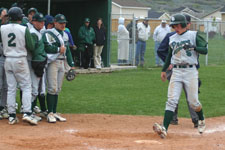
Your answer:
[42,14,75,123]
[153,14,208,138]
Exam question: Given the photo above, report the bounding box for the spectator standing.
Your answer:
[93,18,106,69]
[153,20,170,66]
[77,18,96,69]
[136,18,150,67]
[117,17,129,64]
[126,19,138,65]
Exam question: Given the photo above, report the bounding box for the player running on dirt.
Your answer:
[153,14,208,138]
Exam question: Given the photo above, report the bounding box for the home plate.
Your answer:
[135,140,162,144]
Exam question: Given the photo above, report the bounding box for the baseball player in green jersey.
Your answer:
[0,7,37,125]
[42,14,75,123]
[153,14,208,138]
[28,12,47,121]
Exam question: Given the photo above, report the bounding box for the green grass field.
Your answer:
[58,65,225,118]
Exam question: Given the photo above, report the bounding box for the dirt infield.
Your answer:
[0,114,225,150]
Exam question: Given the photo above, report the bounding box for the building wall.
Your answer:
[203,11,222,20]
[112,3,149,19]
[112,4,121,15]
[159,13,170,20]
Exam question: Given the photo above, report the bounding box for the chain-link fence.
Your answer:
[110,14,136,66]
[110,15,225,67]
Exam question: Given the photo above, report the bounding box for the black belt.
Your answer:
[0,54,5,57]
[173,64,195,68]
[57,58,65,60]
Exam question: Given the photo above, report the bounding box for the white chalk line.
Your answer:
[64,129,79,134]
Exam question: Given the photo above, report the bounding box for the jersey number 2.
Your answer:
[8,33,16,47]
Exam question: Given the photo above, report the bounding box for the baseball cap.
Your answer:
[55,14,67,23]
[28,7,38,14]
[32,13,45,22]
[161,20,167,23]
[84,18,90,23]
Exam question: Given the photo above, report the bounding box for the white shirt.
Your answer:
[1,23,27,57]
[169,30,198,65]
[137,22,151,41]
[153,24,171,43]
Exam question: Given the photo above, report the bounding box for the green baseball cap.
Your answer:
[32,13,45,22]
[28,7,38,14]
[84,18,90,23]
[54,14,67,23]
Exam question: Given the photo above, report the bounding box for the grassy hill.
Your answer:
[137,0,225,14]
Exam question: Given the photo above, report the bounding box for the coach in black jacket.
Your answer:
[93,18,106,69]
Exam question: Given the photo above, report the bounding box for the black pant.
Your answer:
[81,44,94,69]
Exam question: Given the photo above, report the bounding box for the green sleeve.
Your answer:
[66,44,75,67]
[195,32,208,55]
[31,33,38,44]
[78,26,85,40]
[25,28,35,52]
[162,47,172,72]
[42,32,60,54]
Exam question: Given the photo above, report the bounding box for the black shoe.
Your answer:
[193,121,198,128]
[170,120,178,125]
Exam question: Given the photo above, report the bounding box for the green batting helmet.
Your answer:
[170,14,187,28]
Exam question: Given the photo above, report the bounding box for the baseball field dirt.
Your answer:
[0,114,225,150]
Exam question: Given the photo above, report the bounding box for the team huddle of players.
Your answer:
[0,6,74,125]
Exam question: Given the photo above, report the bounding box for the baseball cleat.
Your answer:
[153,123,167,139]
[198,120,206,134]
[47,112,56,123]
[22,113,38,125]
[0,109,9,119]
[0,114,3,120]
[170,120,178,125]
[31,113,42,122]
[33,106,41,114]
[53,113,66,122]
[40,111,48,118]
[8,117,19,125]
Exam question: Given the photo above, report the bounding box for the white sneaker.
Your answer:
[40,111,48,118]
[54,113,66,122]
[8,116,19,125]
[198,120,206,134]
[96,65,101,69]
[153,123,167,139]
[47,112,56,123]
[33,106,41,114]
[31,113,42,122]
[22,113,38,125]
[0,109,9,119]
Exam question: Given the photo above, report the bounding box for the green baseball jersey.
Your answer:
[42,28,74,67]
[162,31,207,72]
[30,27,47,61]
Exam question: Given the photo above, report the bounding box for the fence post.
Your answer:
[132,14,136,66]
[206,21,209,66]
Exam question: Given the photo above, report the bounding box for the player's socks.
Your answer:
[196,109,204,120]
[31,97,38,111]
[38,94,47,112]
[53,95,58,113]
[47,93,54,113]
[163,110,174,131]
